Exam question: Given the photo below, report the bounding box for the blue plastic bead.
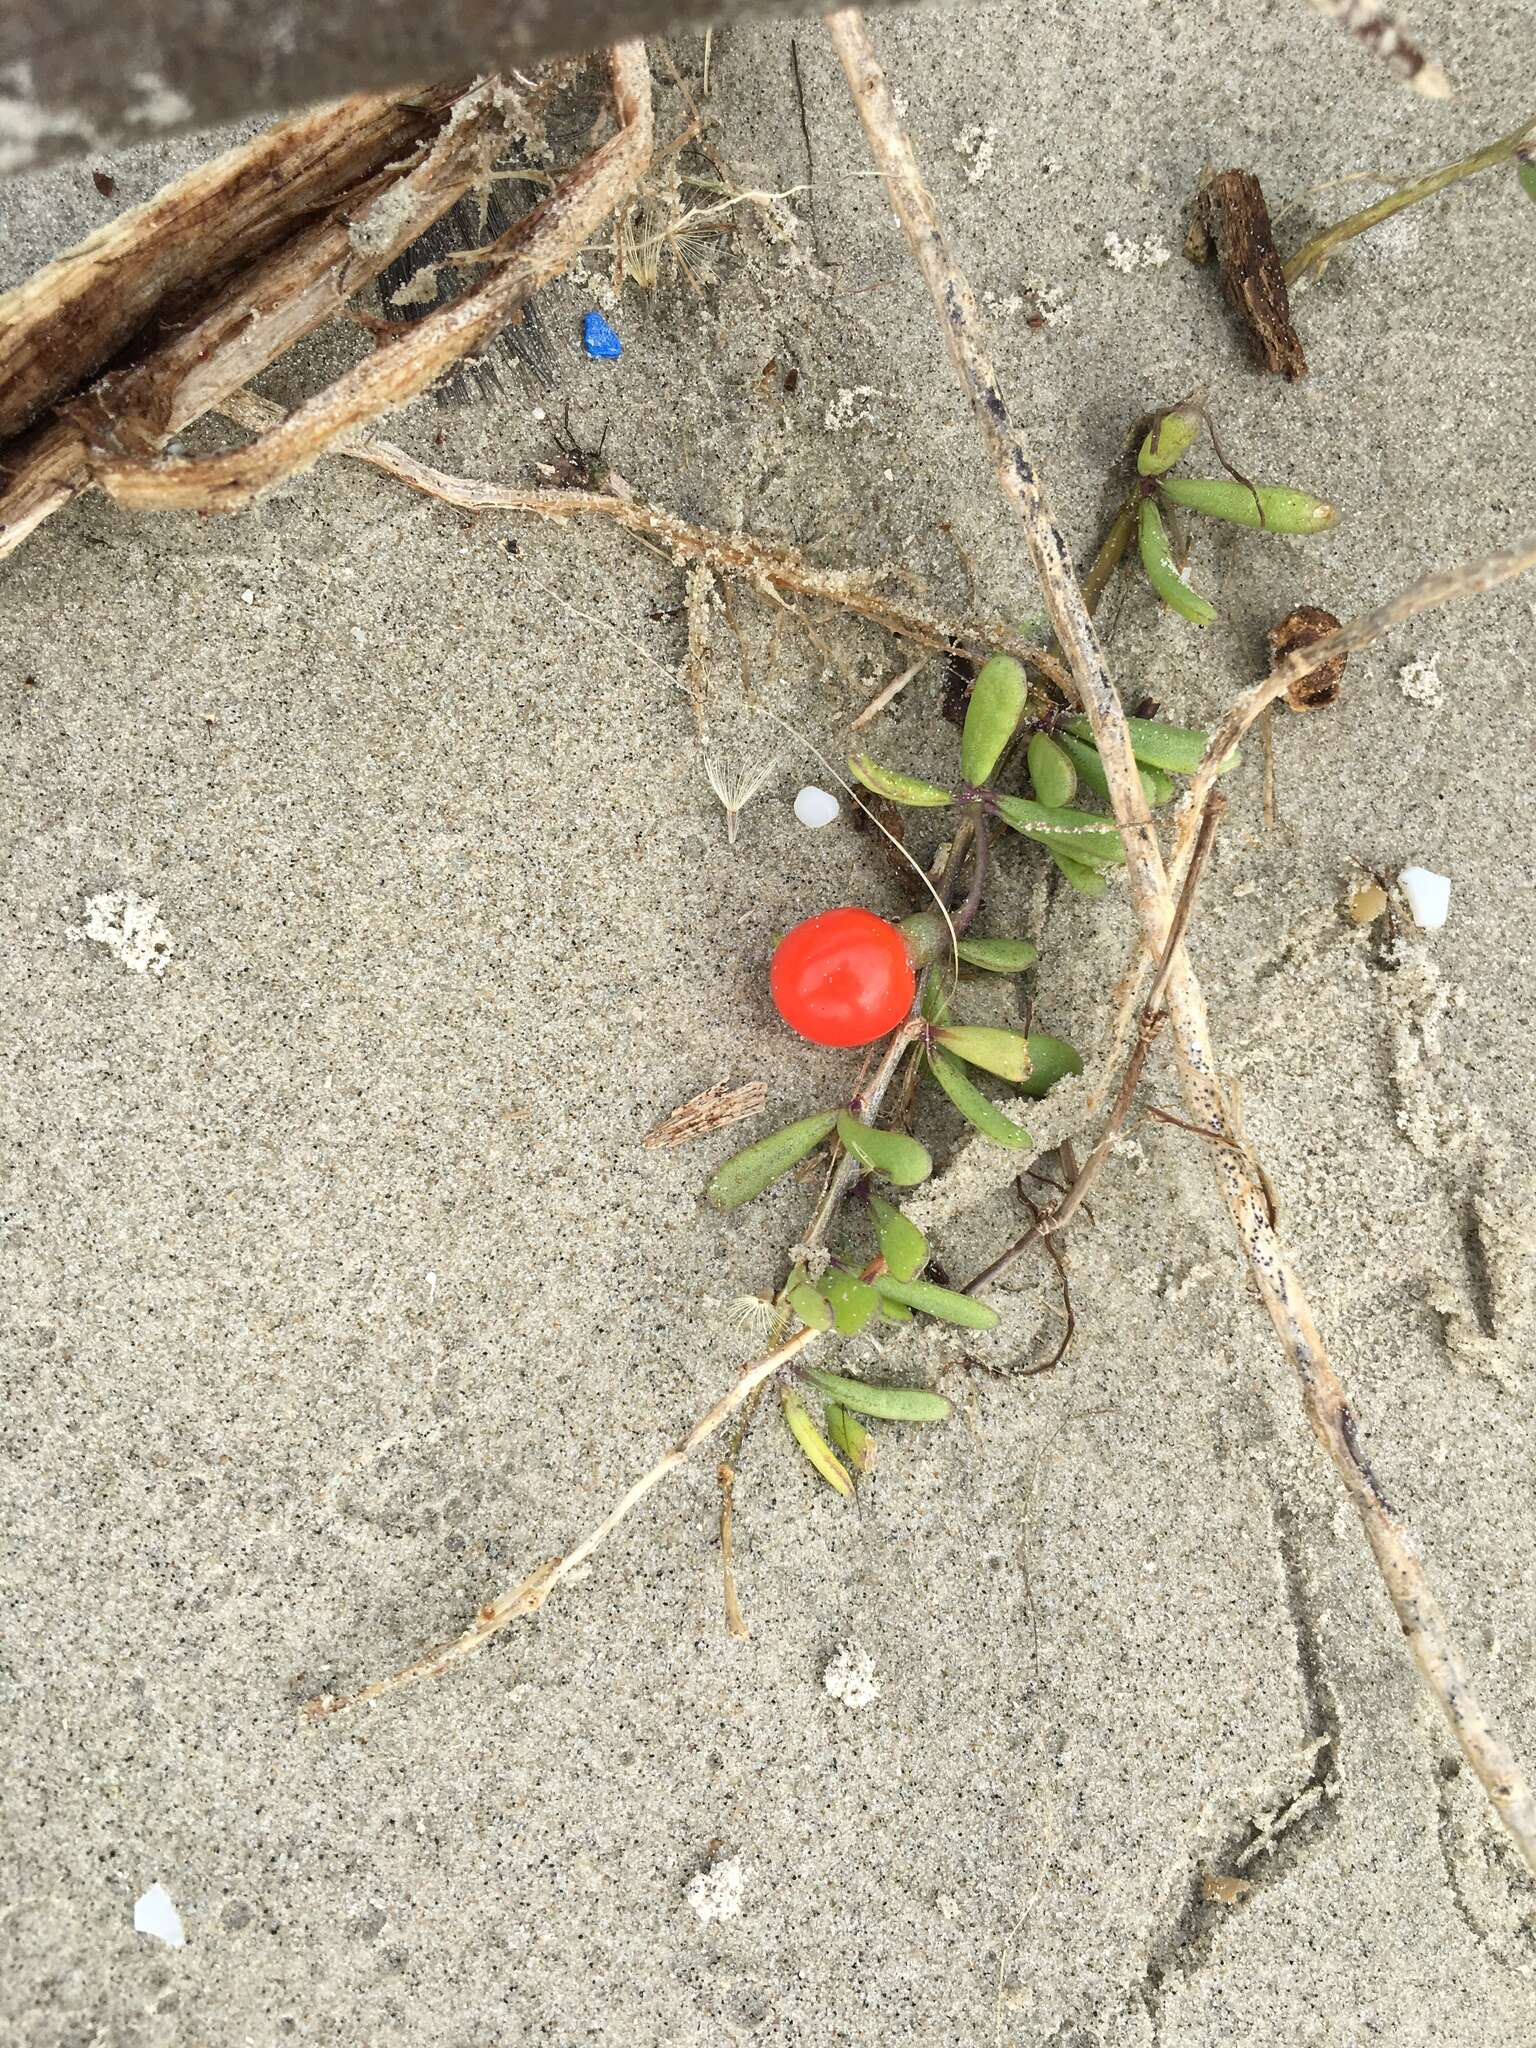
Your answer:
[582,310,622,361]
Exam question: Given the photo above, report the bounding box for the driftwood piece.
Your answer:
[0,85,505,559]
[95,44,655,514]
[1187,169,1308,381]
[0,87,462,443]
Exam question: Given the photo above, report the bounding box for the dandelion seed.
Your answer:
[704,749,779,844]
[721,1294,784,1346]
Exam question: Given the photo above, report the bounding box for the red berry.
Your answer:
[771,907,916,1048]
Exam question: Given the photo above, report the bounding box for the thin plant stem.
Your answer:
[826,0,1536,1876]
[1284,112,1536,286]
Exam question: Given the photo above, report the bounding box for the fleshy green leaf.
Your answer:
[805,1365,955,1420]
[1017,1033,1084,1099]
[1053,731,1160,809]
[961,655,1029,786]
[706,1110,837,1210]
[868,1276,1000,1333]
[1520,154,1536,205]
[781,1389,855,1496]
[1049,848,1108,896]
[824,1400,877,1472]
[1027,731,1077,807]
[921,973,954,1025]
[1063,715,1238,779]
[934,1024,1033,1083]
[1159,476,1338,534]
[822,1265,879,1337]
[1138,495,1216,626]
[836,1111,932,1188]
[926,1045,1032,1149]
[992,792,1126,867]
[955,936,1039,973]
[788,1281,834,1331]
[871,1194,928,1282]
[1137,400,1204,477]
[847,754,952,806]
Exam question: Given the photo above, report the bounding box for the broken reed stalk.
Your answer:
[824,1,1536,1876]
[303,1000,925,1717]
[0,86,465,446]
[96,45,657,516]
[0,83,509,559]
[1285,112,1536,286]
[212,392,1072,683]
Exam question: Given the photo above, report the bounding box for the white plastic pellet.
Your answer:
[794,786,841,829]
[1399,866,1451,930]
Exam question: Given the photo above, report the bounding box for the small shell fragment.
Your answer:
[1399,866,1451,930]
[794,786,841,829]
[133,1884,186,1948]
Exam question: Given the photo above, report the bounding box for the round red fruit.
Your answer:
[771,907,916,1048]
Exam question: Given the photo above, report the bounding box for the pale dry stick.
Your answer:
[303,1001,924,1716]
[964,795,1225,1297]
[1299,0,1451,98]
[0,83,508,560]
[97,44,656,516]
[826,2,1536,1875]
[212,391,1071,682]
[301,1325,817,1720]
[850,659,924,731]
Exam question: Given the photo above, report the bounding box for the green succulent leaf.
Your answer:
[1138,495,1217,627]
[1136,400,1204,477]
[781,1389,855,1496]
[992,792,1126,867]
[955,936,1039,973]
[1520,154,1536,205]
[1027,731,1078,807]
[926,1045,1032,1150]
[961,655,1030,786]
[1063,715,1238,779]
[868,1275,1000,1333]
[822,1265,880,1337]
[805,1364,956,1419]
[1159,475,1338,534]
[788,1281,834,1332]
[837,1111,932,1188]
[920,973,954,1025]
[1049,848,1108,896]
[847,754,953,807]
[870,1193,928,1282]
[823,1400,877,1472]
[706,1110,838,1211]
[1017,1033,1084,1099]
[934,1024,1034,1083]
[1053,731,1160,809]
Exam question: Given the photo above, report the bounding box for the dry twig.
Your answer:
[825,1,1536,1876]
[211,392,1072,680]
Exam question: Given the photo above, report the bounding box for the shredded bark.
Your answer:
[1188,169,1308,380]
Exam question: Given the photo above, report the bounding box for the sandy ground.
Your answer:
[4,3,1536,2041]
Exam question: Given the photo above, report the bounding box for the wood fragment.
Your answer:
[0,82,509,558]
[643,1081,768,1148]
[95,45,657,515]
[1189,170,1308,380]
[0,86,463,446]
